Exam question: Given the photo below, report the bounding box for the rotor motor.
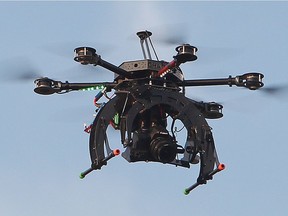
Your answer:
[34,77,56,95]
[74,47,97,65]
[174,44,198,63]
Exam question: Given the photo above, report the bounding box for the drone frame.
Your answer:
[34,31,264,194]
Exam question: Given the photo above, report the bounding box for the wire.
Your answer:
[171,118,176,140]
[56,89,73,94]
[174,125,185,133]
[104,92,114,100]
[120,92,129,117]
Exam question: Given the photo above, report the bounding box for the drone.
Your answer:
[34,31,264,195]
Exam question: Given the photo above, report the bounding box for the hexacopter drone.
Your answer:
[34,31,264,194]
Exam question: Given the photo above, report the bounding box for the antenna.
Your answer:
[137,30,159,60]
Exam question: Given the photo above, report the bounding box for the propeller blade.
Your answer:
[155,33,187,46]
[41,41,115,61]
[16,71,42,81]
[54,61,114,83]
[260,84,288,95]
[1,57,45,82]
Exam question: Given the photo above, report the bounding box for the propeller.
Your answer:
[260,84,288,95]
[153,30,189,46]
[39,41,118,81]
[42,40,116,60]
[1,45,113,84]
[1,57,47,82]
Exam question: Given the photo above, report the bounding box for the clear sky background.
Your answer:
[1,1,288,216]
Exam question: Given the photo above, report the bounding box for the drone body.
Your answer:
[34,31,264,194]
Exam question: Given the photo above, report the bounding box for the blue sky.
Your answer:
[1,1,288,216]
